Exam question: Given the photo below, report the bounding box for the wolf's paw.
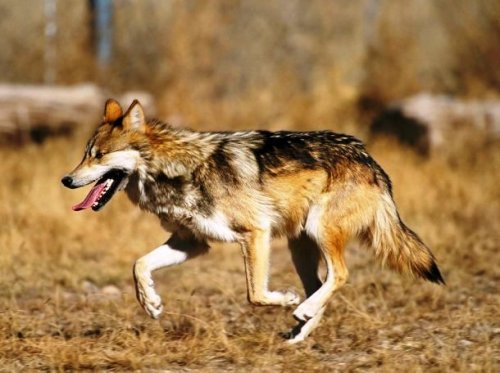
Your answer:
[282,291,301,306]
[293,302,318,322]
[140,290,164,319]
[267,290,300,306]
[134,275,164,319]
[284,305,326,344]
[285,333,305,345]
[279,325,305,344]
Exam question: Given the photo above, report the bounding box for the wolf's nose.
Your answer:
[61,176,73,188]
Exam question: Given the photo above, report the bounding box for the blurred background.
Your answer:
[1,0,500,142]
[0,0,499,370]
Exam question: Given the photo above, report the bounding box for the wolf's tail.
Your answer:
[360,191,445,284]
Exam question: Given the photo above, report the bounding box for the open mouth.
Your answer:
[72,170,126,212]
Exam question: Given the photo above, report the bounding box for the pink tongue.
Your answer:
[72,180,108,211]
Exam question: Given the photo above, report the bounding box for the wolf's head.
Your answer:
[61,99,147,211]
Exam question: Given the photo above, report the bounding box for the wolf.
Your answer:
[61,99,444,343]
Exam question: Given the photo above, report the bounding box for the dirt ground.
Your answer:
[0,130,498,372]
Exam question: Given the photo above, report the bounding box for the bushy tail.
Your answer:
[360,192,445,284]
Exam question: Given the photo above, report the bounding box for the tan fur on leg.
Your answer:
[241,229,300,306]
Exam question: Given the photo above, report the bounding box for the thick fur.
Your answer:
[63,99,444,344]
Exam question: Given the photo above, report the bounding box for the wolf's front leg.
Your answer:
[133,230,209,318]
[240,229,300,307]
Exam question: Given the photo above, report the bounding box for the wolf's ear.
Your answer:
[122,100,146,132]
[104,98,123,122]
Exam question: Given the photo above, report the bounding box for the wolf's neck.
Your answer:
[141,127,220,179]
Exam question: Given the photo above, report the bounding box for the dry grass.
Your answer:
[0,123,498,371]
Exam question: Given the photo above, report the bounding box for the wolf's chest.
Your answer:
[128,175,240,242]
[161,207,240,242]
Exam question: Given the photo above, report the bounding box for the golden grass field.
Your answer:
[0,124,498,371]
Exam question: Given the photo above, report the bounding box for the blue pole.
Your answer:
[44,0,57,84]
[95,0,112,68]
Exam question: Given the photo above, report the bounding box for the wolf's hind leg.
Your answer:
[293,225,348,322]
[133,230,209,319]
[241,229,300,306]
[289,233,323,298]
[283,233,325,343]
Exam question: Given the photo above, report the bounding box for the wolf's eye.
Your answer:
[95,151,104,159]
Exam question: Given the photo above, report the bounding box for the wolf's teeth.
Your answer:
[96,179,114,202]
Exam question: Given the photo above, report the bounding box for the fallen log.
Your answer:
[0,84,155,144]
[370,93,500,155]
